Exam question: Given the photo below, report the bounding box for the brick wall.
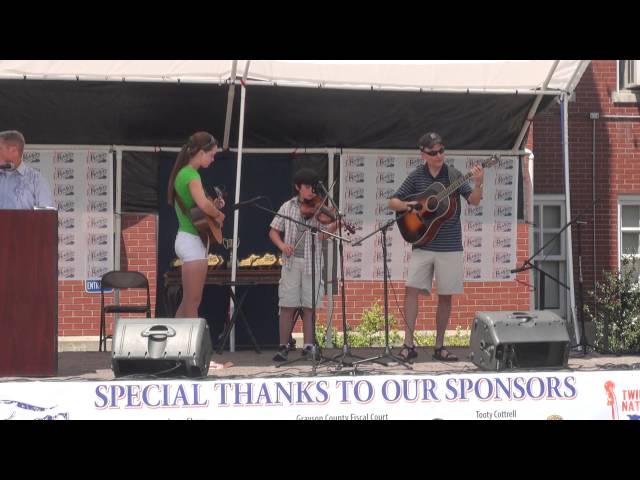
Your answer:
[314,222,531,331]
[531,60,640,291]
[58,214,530,338]
[57,214,158,338]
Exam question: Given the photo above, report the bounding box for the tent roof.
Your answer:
[0,60,589,93]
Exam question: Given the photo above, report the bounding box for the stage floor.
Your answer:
[7,347,638,381]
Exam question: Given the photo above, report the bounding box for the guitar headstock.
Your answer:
[483,154,501,169]
[212,186,226,200]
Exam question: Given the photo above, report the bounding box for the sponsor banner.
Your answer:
[339,153,518,281]
[23,149,114,281]
[0,371,638,420]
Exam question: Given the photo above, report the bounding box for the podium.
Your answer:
[0,210,58,376]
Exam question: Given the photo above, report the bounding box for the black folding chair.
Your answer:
[99,270,151,352]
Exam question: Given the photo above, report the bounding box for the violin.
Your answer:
[300,194,356,235]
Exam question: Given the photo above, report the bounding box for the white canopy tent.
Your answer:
[0,60,591,346]
[0,60,586,92]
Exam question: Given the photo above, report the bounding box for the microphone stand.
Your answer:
[350,207,418,371]
[313,181,367,369]
[247,199,349,373]
[510,213,594,355]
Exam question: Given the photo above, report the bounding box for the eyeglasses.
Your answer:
[421,147,445,157]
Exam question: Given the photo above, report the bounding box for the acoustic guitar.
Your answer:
[396,155,500,247]
[191,186,225,246]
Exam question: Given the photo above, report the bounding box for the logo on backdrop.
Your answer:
[604,380,640,420]
[0,399,68,420]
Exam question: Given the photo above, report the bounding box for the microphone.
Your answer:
[0,163,15,171]
[312,180,325,195]
[231,196,267,210]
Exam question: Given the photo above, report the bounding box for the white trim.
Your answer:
[613,60,640,103]
[532,196,568,318]
[536,193,566,202]
[617,197,640,275]
[533,198,567,261]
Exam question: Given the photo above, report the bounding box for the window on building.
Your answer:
[614,60,640,103]
[618,198,640,280]
[533,196,567,317]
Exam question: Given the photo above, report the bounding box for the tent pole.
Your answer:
[325,149,336,347]
[114,148,122,272]
[113,148,122,331]
[561,92,580,344]
[222,61,238,150]
[513,61,560,150]
[229,62,251,352]
[524,149,536,311]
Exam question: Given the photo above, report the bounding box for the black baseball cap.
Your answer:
[418,132,444,151]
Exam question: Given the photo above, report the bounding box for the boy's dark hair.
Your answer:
[293,168,319,187]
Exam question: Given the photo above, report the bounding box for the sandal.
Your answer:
[432,347,458,362]
[398,344,418,362]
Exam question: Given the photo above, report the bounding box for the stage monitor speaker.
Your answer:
[111,318,212,378]
[469,311,570,371]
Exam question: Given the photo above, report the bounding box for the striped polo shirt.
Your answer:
[392,163,472,252]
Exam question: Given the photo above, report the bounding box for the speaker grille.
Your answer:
[511,342,568,368]
[113,359,206,378]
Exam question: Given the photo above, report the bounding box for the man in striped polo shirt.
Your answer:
[389,132,484,362]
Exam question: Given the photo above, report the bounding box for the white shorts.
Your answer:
[175,231,207,263]
[279,257,324,309]
[406,249,464,295]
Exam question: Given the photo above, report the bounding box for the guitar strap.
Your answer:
[447,164,463,189]
[174,188,191,218]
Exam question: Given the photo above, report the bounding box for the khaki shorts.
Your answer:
[279,258,324,309]
[406,249,464,295]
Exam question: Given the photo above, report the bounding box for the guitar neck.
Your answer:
[436,156,498,201]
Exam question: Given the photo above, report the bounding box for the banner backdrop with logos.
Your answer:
[0,371,637,420]
[23,149,114,281]
[339,153,519,282]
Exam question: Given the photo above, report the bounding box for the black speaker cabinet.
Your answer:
[111,318,212,377]
[469,311,570,371]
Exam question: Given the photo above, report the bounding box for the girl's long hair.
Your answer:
[167,131,218,207]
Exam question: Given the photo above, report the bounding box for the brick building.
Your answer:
[528,60,640,333]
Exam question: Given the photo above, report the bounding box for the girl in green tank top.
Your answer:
[166,132,225,327]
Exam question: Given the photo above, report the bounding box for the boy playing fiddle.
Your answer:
[269,168,338,362]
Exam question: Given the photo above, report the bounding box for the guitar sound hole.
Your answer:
[426,196,439,211]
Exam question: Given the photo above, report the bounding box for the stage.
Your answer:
[1,347,638,420]
[46,347,640,381]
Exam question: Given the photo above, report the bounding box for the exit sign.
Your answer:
[85,280,113,294]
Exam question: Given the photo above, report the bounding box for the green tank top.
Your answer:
[174,166,200,235]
